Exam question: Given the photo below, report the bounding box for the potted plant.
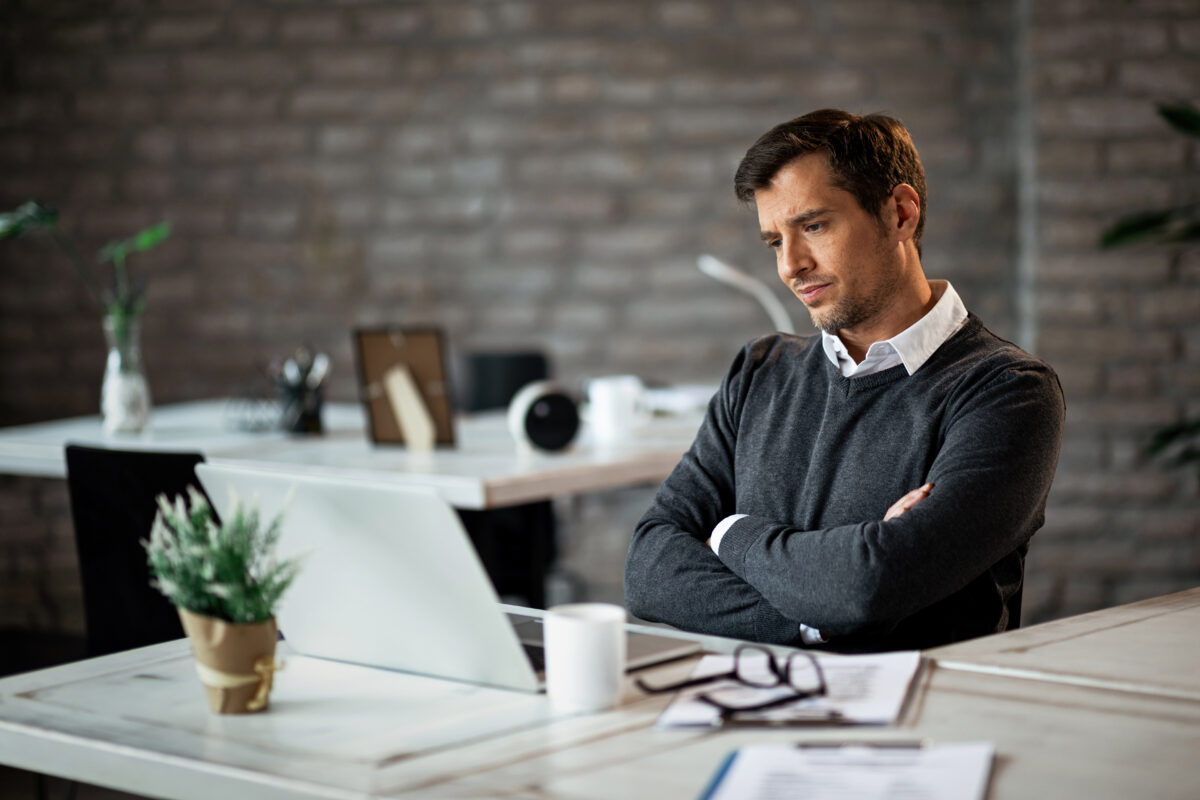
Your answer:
[0,201,170,433]
[144,486,302,713]
[1100,101,1200,486]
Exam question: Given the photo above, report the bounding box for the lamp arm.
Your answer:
[697,254,796,335]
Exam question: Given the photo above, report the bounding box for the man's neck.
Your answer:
[837,266,934,364]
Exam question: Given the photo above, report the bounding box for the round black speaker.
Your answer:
[507,381,580,452]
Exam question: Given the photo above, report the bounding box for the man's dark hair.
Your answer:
[734,109,927,254]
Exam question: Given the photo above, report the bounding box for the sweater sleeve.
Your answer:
[714,360,1065,638]
[624,341,803,645]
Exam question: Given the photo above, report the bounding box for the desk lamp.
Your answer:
[697,254,796,335]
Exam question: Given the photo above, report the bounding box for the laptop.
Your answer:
[194,463,700,693]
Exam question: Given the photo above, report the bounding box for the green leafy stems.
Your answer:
[144,487,303,625]
[1098,101,1200,486]
[0,201,170,341]
[1099,102,1200,248]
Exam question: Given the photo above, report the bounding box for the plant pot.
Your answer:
[178,608,279,714]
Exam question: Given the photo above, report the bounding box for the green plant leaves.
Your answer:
[1159,102,1200,139]
[1100,102,1200,248]
[143,486,303,624]
[98,220,172,265]
[0,201,58,238]
[1099,204,1200,248]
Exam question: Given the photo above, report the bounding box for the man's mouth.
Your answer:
[798,283,830,303]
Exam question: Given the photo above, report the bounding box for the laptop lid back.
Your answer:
[194,463,540,693]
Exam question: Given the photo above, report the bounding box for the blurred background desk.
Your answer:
[0,399,702,510]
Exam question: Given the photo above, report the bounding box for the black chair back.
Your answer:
[65,444,208,657]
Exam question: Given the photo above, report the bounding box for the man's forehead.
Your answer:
[754,154,848,220]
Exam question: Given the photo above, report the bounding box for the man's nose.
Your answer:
[778,239,814,279]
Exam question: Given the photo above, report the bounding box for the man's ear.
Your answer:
[889,183,921,243]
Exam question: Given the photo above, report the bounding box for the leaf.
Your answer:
[0,201,58,238]
[99,220,171,264]
[1158,102,1200,139]
[1100,203,1200,248]
[1100,209,1175,248]
[1147,417,1200,456]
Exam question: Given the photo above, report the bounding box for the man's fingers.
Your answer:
[883,483,933,521]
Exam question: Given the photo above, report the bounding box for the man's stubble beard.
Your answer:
[808,234,902,335]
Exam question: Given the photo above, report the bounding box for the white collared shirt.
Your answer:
[709,280,968,644]
[820,280,968,378]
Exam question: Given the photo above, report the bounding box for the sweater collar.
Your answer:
[820,280,968,378]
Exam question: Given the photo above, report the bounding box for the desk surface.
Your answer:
[927,586,1200,701]
[2,592,1198,800]
[0,400,701,509]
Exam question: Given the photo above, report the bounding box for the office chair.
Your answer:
[64,444,210,657]
[453,351,558,608]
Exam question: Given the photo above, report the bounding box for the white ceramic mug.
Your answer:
[587,375,646,445]
[544,602,627,715]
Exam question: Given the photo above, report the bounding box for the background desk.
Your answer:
[0,400,701,509]
[1,591,1197,800]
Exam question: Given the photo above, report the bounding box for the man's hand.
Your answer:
[884,483,933,521]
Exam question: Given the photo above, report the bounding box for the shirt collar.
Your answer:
[820,281,968,377]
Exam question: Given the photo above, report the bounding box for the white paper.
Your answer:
[656,650,921,727]
[702,742,994,800]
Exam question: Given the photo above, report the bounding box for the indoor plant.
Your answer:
[144,486,302,713]
[0,201,170,433]
[1100,101,1200,486]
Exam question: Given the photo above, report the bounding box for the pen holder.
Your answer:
[277,384,323,434]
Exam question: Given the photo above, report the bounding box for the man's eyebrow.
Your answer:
[759,208,831,242]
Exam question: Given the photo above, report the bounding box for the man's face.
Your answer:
[754,154,902,336]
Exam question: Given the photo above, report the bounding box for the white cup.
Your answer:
[587,375,646,445]
[544,602,627,715]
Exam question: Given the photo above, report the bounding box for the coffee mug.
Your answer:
[544,603,627,715]
[587,375,647,445]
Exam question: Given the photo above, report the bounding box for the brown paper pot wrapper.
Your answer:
[178,608,279,714]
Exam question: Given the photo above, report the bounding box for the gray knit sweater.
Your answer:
[624,314,1065,652]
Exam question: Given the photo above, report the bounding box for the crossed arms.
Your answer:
[623,341,1065,649]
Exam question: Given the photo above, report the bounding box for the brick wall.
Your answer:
[0,0,1195,634]
[1024,0,1200,619]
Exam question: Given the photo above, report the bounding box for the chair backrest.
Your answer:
[64,444,208,657]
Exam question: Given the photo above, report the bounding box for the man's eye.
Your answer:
[805,222,823,233]
[766,240,781,249]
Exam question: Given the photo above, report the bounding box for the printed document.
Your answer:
[700,742,994,800]
[656,650,921,727]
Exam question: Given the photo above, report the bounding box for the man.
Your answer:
[624,109,1064,652]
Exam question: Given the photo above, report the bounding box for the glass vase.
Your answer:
[101,313,151,434]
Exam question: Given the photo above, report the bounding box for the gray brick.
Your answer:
[1107,138,1189,172]
[1117,60,1200,96]
[280,11,347,42]
[308,49,398,82]
[107,54,171,86]
[143,15,223,45]
[1033,21,1170,58]
[1039,97,1173,136]
[1035,59,1109,94]
[353,8,427,39]
[180,52,298,85]
[1138,289,1200,325]
[1038,326,1174,361]
[1037,252,1171,285]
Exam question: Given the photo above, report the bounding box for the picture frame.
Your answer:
[352,327,456,446]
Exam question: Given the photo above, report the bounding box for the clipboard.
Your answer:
[353,327,456,446]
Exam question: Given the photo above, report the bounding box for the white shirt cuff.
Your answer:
[709,514,748,555]
[798,623,827,645]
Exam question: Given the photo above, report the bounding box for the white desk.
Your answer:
[0,400,701,509]
[927,586,1200,701]
[2,593,1198,799]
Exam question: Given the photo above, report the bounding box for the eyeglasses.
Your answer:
[635,644,829,718]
